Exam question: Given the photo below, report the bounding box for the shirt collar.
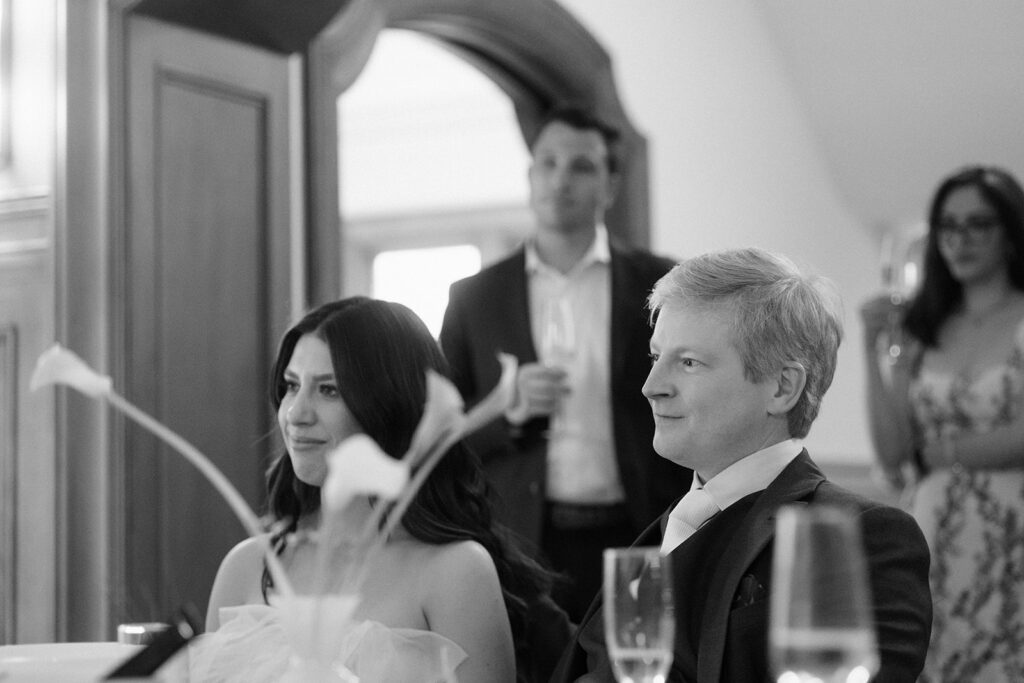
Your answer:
[525,224,611,274]
[697,439,804,511]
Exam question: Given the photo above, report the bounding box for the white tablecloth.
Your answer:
[0,642,146,681]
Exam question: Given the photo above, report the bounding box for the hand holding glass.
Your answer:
[604,547,675,683]
[769,505,879,683]
[540,297,576,435]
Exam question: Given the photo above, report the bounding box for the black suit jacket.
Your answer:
[551,451,932,683]
[439,241,690,546]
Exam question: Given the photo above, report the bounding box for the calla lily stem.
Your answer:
[107,392,293,597]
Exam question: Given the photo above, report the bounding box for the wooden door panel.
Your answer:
[124,15,298,622]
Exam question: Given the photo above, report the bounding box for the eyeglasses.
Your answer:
[936,215,1001,243]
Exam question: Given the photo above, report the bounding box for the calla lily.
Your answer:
[404,353,517,466]
[463,352,518,435]
[344,354,520,591]
[29,343,113,398]
[322,434,410,511]
[28,342,294,597]
[405,370,466,467]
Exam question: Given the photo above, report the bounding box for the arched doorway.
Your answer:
[305,0,651,307]
[337,28,531,335]
[128,0,651,307]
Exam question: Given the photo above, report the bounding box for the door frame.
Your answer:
[307,0,651,302]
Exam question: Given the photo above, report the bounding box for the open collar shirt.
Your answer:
[698,438,805,512]
[525,225,623,504]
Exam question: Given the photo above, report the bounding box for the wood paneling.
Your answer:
[123,15,298,622]
[0,191,55,643]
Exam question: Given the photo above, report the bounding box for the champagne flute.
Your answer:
[879,228,923,366]
[604,547,675,683]
[769,505,879,683]
[540,297,576,436]
[540,297,576,369]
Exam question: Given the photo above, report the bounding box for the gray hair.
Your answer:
[647,247,843,438]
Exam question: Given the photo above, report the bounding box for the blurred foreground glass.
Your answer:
[769,505,878,683]
[604,547,674,683]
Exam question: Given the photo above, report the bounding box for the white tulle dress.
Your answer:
[188,604,466,683]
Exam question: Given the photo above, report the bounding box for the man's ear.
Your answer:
[767,362,807,416]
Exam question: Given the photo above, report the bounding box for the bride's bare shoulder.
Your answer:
[415,540,499,591]
[207,535,272,630]
[212,536,273,594]
[223,535,269,566]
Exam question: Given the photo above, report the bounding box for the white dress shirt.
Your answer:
[525,225,624,504]
[661,439,804,554]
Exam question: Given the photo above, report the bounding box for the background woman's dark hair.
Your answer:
[904,165,1024,346]
[259,297,560,678]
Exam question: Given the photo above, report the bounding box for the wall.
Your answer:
[559,0,879,465]
[0,0,58,642]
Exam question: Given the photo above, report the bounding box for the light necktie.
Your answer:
[660,487,720,555]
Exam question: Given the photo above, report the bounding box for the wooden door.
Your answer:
[122,15,300,623]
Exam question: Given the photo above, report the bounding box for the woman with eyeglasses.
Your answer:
[861,165,1024,682]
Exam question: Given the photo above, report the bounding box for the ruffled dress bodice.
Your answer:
[189,604,467,683]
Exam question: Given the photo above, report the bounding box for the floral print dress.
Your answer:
[909,319,1024,682]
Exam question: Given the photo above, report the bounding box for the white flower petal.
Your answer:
[405,371,465,464]
[427,370,465,414]
[29,343,113,398]
[463,352,518,435]
[323,434,410,510]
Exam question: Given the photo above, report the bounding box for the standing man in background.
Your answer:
[439,104,691,621]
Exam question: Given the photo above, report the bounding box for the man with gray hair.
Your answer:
[553,247,932,682]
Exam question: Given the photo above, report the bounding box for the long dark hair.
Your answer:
[904,165,1024,347]
[260,297,557,672]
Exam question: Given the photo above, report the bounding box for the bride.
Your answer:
[194,297,570,682]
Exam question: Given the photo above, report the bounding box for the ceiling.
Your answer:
[758,0,1024,233]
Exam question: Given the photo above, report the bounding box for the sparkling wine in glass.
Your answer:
[540,297,576,436]
[879,228,922,366]
[769,505,879,683]
[540,296,576,369]
[604,547,674,683]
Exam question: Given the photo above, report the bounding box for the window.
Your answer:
[0,0,10,166]
[372,245,481,337]
[339,29,530,330]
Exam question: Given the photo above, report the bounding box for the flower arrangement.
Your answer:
[29,344,293,595]
[30,343,518,680]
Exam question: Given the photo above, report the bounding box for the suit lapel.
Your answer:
[488,250,537,364]
[696,451,825,682]
[609,244,639,382]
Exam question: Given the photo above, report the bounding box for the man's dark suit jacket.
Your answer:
[550,451,933,683]
[439,241,691,548]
